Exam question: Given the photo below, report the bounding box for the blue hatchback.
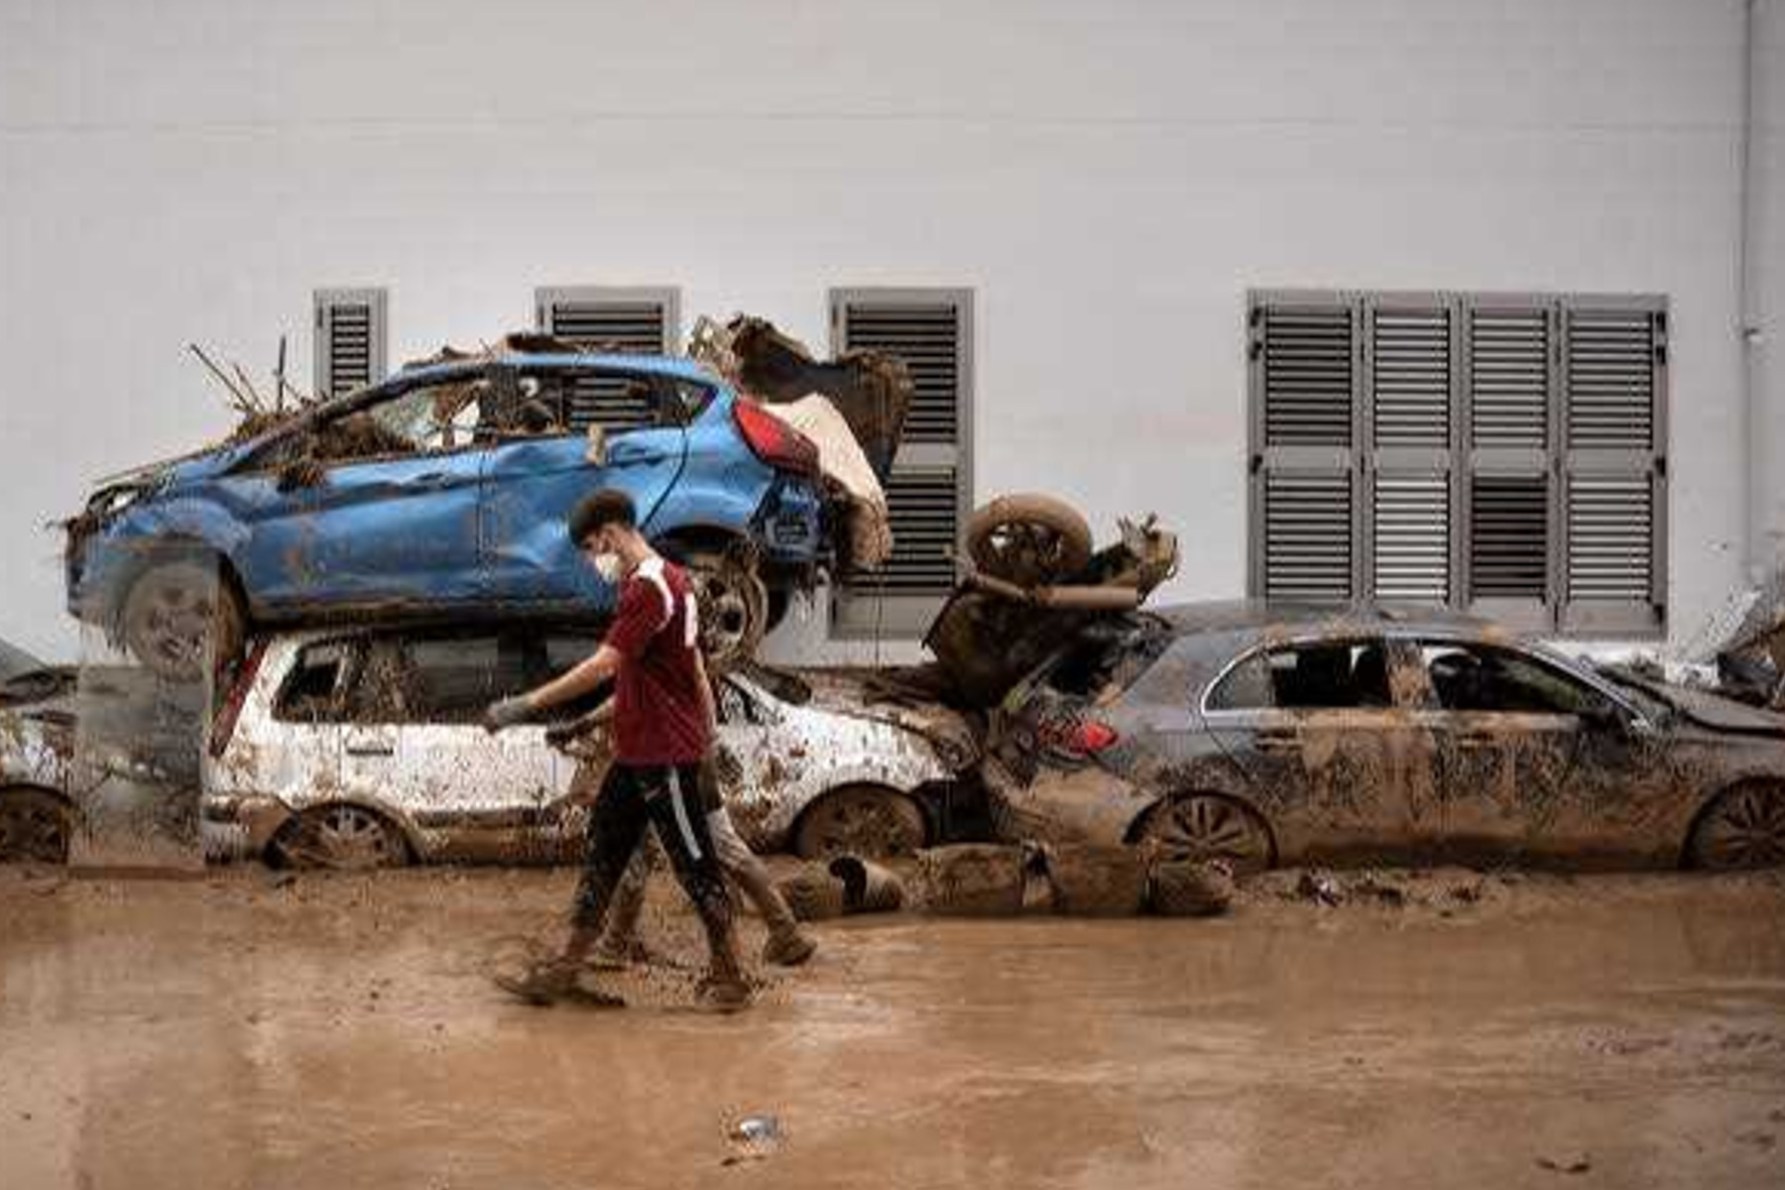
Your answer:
[67,353,829,677]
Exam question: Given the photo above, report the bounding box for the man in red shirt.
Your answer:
[484,489,751,1011]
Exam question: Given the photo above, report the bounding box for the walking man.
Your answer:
[484,489,751,1011]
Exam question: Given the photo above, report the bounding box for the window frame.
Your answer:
[828,286,976,640]
[1247,289,1668,639]
[313,287,389,399]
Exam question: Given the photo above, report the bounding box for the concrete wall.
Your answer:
[1751,0,1785,582]
[0,0,1763,663]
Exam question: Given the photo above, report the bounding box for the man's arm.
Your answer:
[484,645,621,732]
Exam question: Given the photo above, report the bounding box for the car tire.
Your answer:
[966,493,1094,587]
[120,556,246,683]
[269,804,411,871]
[682,551,769,673]
[1136,793,1275,875]
[793,785,928,860]
[0,787,75,865]
[1686,780,1785,870]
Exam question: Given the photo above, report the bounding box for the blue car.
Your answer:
[67,352,831,678]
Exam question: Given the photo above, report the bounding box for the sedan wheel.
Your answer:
[0,790,73,864]
[272,805,408,870]
[1689,782,1785,870]
[1139,794,1273,874]
[794,786,927,860]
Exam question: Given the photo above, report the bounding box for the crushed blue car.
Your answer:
[66,338,899,678]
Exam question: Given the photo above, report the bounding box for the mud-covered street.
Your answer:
[3,866,1783,1190]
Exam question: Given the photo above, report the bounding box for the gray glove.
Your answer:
[483,695,536,733]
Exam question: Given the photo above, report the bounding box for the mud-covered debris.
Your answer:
[1149,857,1235,917]
[1297,871,1344,906]
[826,855,906,914]
[1042,843,1148,917]
[775,866,846,922]
[1536,1154,1593,1175]
[723,1114,785,1165]
[912,844,1027,916]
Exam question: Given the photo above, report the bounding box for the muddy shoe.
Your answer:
[762,929,816,968]
[495,958,623,1008]
[695,975,754,1014]
[587,937,654,971]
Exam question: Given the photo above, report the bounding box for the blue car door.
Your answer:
[480,365,688,608]
[231,372,490,608]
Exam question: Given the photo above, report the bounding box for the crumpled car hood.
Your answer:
[795,669,979,765]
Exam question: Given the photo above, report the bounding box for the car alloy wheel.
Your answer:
[120,560,245,683]
[1690,782,1785,870]
[275,805,407,871]
[1141,793,1273,874]
[794,786,926,860]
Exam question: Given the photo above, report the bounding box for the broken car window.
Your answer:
[275,641,355,723]
[1419,643,1614,717]
[347,633,531,725]
[1206,638,1393,711]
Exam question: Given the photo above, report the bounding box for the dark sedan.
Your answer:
[985,602,1785,872]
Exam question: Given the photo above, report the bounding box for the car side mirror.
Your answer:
[584,424,607,466]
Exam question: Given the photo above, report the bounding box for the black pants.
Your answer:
[572,762,733,951]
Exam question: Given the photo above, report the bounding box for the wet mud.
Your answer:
[3,865,1784,1190]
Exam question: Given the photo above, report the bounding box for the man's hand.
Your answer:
[483,694,536,733]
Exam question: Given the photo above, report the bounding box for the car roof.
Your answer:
[389,353,718,390]
[1151,599,1501,638]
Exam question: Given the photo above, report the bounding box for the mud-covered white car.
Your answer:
[0,664,79,863]
[203,626,977,868]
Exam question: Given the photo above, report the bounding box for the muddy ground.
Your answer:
[2,864,1784,1190]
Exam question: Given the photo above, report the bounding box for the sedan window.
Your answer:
[1207,639,1393,711]
[346,633,532,724]
[1418,642,1614,716]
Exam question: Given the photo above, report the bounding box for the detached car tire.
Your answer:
[120,557,245,683]
[966,493,1094,587]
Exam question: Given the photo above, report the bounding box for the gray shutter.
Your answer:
[1365,299,1453,603]
[313,288,388,398]
[1250,293,1358,603]
[1461,297,1555,630]
[1559,300,1667,635]
[534,286,679,431]
[831,289,973,637]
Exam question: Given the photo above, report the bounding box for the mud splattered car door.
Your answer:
[1404,637,1651,863]
[340,631,556,857]
[234,376,491,609]
[479,365,689,607]
[1202,635,1439,863]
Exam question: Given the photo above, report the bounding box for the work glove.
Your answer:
[483,695,536,733]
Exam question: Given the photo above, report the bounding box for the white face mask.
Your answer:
[592,552,623,584]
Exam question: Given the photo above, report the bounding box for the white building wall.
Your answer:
[0,0,1764,663]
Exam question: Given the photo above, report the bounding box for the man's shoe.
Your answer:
[695,975,754,1014]
[495,958,624,1008]
[762,929,816,968]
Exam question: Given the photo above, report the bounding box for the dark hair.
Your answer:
[567,489,637,544]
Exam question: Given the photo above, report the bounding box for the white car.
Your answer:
[0,665,78,863]
[203,626,978,868]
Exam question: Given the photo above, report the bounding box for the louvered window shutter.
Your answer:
[1365,299,1454,603]
[1249,295,1359,603]
[534,287,679,432]
[1558,301,1667,634]
[831,290,972,637]
[1461,298,1556,630]
[313,288,388,398]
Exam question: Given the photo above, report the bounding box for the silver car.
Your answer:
[987,602,1785,872]
[204,625,976,868]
